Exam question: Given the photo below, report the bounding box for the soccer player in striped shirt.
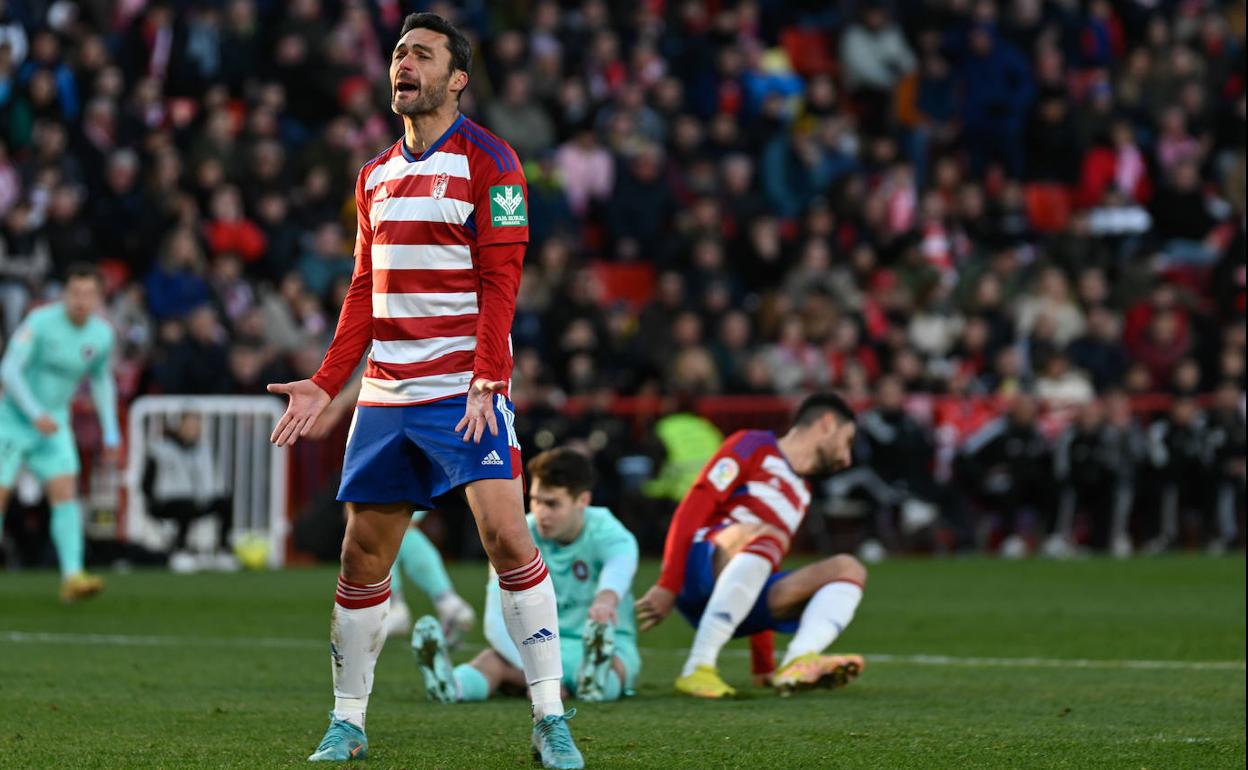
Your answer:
[266,13,582,768]
[635,394,870,698]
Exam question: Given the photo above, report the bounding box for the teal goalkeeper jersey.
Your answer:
[484,505,640,662]
[531,505,640,640]
[0,303,120,445]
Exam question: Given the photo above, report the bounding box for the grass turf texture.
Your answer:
[0,556,1243,769]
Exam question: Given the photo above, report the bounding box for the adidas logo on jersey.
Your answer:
[481,450,504,466]
[522,628,556,646]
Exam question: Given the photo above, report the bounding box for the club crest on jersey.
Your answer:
[489,185,527,227]
[431,172,449,199]
[372,185,389,204]
[81,345,96,360]
[572,560,589,581]
[708,457,739,492]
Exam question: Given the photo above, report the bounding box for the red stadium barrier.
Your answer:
[63,390,1208,553]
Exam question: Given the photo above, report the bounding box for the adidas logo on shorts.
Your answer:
[522,628,556,646]
[481,450,504,466]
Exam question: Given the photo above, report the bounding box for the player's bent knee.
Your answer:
[755,523,791,551]
[44,475,77,505]
[827,554,867,587]
[339,537,390,584]
[480,520,536,570]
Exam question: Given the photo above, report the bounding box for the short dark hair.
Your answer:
[528,447,597,497]
[793,392,856,428]
[65,262,103,285]
[400,13,472,76]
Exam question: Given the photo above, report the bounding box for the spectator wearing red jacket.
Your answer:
[1076,120,1151,208]
[203,185,267,265]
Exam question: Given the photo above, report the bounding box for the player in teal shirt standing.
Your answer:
[413,447,641,703]
[0,264,120,602]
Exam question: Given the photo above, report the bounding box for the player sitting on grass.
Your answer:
[413,447,641,704]
[636,393,868,698]
[0,264,119,602]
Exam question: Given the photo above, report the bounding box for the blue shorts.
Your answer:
[338,395,521,509]
[675,527,799,637]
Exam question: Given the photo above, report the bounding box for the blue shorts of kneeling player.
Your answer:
[675,525,799,636]
[338,394,521,507]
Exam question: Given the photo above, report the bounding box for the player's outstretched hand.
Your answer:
[635,585,676,631]
[267,379,331,447]
[456,379,505,444]
[34,415,58,435]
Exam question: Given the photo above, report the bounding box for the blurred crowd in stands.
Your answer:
[0,0,1243,555]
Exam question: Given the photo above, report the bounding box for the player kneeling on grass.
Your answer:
[636,393,868,698]
[413,447,641,704]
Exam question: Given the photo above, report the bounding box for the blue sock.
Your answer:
[397,526,452,600]
[453,663,489,702]
[50,500,84,577]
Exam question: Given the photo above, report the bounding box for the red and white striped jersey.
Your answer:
[311,114,529,406]
[657,430,812,592]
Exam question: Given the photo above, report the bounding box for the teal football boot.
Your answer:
[308,713,367,761]
[411,615,457,703]
[532,709,585,769]
[575,619,616,702]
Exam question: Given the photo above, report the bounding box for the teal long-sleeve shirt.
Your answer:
[0,303,120,447]
[483,505,640,668]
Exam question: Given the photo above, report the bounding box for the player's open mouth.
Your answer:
[395,83,419,94]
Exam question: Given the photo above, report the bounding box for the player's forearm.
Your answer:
[310,268,373,399]
[0,343,45,421]
[597,550,639,601]
[472,242,524,383]
[657,487,717,593]
[89,368,121,447]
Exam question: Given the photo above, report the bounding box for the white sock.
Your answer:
[434,590,465,619]
[330,575,392,729]
[681,551,773,677]
[780,580,864,668]
[497,551,564,719]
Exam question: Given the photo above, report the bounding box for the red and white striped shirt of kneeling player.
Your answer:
[657,430,813,595]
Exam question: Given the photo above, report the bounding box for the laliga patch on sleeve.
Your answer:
[489,185,527,226]
[707,457,739,492]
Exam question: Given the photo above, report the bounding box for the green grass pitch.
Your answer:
[1,556,1243,769]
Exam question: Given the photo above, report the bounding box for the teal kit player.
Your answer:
[413,447,641,703]
[0,264,119,602]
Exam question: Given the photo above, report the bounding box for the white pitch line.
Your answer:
[1,630,1242,672]
[855,653,1246,672]
[0,630,321,650]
